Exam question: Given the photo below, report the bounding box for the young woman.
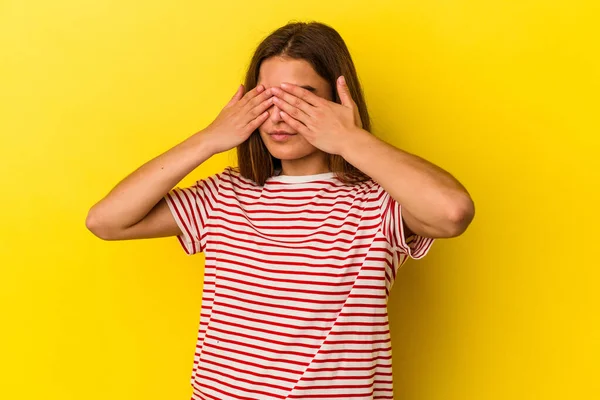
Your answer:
[87,22,474,400]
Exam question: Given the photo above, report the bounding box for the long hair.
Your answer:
[236,22,372,186]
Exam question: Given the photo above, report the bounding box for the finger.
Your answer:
[279,83,322,106]
[279,111,311,136]
[336,76,362,127]
[271,86,314,116]
[244,110,270,135]
[239,84,265,107]
[245,95,275,122]
[272,96,311,125]
[336,76,355,108]
[244,87,273,112]
[225,84,245,108]
[355,110,364,129]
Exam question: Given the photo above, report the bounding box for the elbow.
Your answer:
[444,194,475,238]
[85,207,116,240]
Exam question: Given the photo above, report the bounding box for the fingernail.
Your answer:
[257,85,264,92]
[339,76,346,85]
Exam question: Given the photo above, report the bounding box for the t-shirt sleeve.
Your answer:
[374,182,434,260]
[164,170,224,255]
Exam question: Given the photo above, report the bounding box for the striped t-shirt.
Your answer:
[165,166,434,400]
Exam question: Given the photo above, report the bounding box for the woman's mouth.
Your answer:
[269,132,296,142]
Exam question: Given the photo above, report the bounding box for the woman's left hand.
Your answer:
[271,76,364,155]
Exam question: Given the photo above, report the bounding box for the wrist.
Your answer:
[180,129,219,161]
[339,128,375,160]
[190,128,221,155]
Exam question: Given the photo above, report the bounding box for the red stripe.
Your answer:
[166,191,196,254]
[214,256,367,277]
[210,214,380,232]
[217,265,365,287]
[219,197,381,215]
[181,188,204,251]
[205,332,314,358]
[212,231,383,252]
[201,348,302,375]
[205,224,378,244]
[216,206,379,223]
[218,191,362,209]
[216,277,386,302]
[216,292,343,314]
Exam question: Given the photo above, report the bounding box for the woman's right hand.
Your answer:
[202,84,274,154]
[86,84,273,241]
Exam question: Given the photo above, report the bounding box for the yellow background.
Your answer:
[1,1,598,399]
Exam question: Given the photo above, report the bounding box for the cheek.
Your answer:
[258,119,270,133]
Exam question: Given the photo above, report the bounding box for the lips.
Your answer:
[269,131,296,136]
[268,131,296,142]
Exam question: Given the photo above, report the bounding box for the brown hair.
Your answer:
[236,21,372,186]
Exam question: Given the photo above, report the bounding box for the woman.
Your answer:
[87,21,474,400]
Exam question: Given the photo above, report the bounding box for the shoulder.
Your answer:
[341,178,390,205]
[346,177,382,197]
[219,166,264,193]
[319,177,383,204]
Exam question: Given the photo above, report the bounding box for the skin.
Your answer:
[256,57,332,176]
[269,71,475,238]
[86,55,474,241]
[85,84,274,240]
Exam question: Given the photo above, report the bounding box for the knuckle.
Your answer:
[258,93,270,104]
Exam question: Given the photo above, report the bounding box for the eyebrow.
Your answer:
[300,85,317,92]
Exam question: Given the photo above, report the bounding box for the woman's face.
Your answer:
[257,56,332,164]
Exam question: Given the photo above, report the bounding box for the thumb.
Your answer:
[225,84,245,108]
[336,76,353,107]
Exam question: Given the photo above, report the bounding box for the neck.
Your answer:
[280,152,329,176]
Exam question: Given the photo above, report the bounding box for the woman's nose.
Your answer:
[269,104,283,122]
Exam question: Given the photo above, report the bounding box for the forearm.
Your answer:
[341,129,474,237]
[88,131,215,231]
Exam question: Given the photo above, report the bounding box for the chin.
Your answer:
[265,144,315,161]
[259,131,316,161]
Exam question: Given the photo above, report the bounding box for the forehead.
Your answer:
[257,57,330,93]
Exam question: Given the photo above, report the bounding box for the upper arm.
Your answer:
[88,170,225,252]
[376,184,435,260]
[101,198,182,240]
[401,207,434,239]
[161,173,224,255]
[401,202,474,239]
